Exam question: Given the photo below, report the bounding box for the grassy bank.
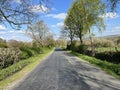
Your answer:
[0,48,54,90]
[68,51,120,79]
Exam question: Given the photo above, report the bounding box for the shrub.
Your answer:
[66,41,88,53]
[0,58,31,81]
[0,47,53,81]
[20,47,34,59]
[93,38,115,47]
[95,51,120,64]
[32,42,41,54]
[0,43,7,48]
[0,38,7,48]
[70,52,120,77]
[0,48,21,69]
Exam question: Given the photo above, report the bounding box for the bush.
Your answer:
[66,41,88,54]
[0,58,31,81]
[32,46,41,54]
[93,38,115,47]
[0,38,7,48]
[0,47,53,81]
[95,51,120,64]
[0,43,7,48]
[20,47,35,59]
[0,48,21,69]
[70,51,120,77]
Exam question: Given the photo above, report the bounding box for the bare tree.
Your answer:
[26,20,49,47]
[0,0,50,29]
[107,0,120,11]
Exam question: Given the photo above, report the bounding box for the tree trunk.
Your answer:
[79,30,83,44]
[70,37,73,51]
[89,29,95,56]
[70,37,73,45]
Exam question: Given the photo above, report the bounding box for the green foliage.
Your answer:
[95,51,120,64]
[67,41,88,54]
[20,46,37,59]
[0,58,30,81]
[32,41,41,54]
[0,38,7,48]
[64,0,105,44]
[0,43,7,48]
[70,51,120,78]
[0,47,53,81]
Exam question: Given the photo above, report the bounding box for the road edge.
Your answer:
[3,49,54,90]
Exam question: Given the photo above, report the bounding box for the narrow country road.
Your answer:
[10,49,120,90]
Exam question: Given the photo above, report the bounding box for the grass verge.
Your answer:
[68,51,120,79]
[0,48,54,90]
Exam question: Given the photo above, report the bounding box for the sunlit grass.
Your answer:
[68,51,120,79]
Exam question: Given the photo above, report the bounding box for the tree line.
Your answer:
[62,0,120,56]
[0,0,119,29]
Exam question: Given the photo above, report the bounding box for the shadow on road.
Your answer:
[58,67,91,90]
[63,52,120,90]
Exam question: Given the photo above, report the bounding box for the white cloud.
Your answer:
[0,25,6,30]
[0,31,6,34]
[114,26,120,30]
[9,30,25,34]
[0,36,4,39]
[9,30,15,33]
[51,8,56,11]
[29,5,50,13]
[18,30,25,34]
[101,12,119,19]
[12,0,21,4]
[100,26,120,36]
[52,22,64,28]
[46,13,67,20]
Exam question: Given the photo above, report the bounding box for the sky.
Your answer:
[0,0,120,41]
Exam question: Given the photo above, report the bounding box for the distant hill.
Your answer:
[97,34,120,39]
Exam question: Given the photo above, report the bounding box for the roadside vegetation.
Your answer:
[68,51,120,79]
[0,38,54,79]
[60,0,120,78]
[0,19,57,88]
[0,47,53,90]
[0,0,120,87]
[0,35,55,90]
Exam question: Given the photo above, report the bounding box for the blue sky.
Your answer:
[0,0,120,41]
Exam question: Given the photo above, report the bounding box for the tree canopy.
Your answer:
[64,0,105,44]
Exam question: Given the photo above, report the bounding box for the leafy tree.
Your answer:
[65,0,105,44]
[64,0,105,55]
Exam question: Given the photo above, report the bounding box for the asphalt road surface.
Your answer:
[10,49,120,90]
